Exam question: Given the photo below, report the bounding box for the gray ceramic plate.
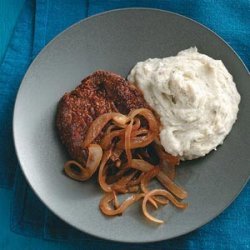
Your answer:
[13,9,250,243]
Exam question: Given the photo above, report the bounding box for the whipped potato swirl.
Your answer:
[128,48,240,160]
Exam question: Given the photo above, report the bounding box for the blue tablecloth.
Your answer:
[0,0,249,249]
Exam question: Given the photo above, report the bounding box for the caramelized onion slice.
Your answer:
[100,193,144,216]
[132,118,141,131]
[117,130,154,150]
[141,167,160,193]
[64,144,103,181]
[157,171,188,200]
[83,113,130,148]
[98,149,113,192]
[129,159,187,200]
[112,171,137,193]
[129,108,159,141]
[153,142,180,167]
[142,189,188,224]
[106,124,117,134]
[128,108,158,129]
[117,108,159,149]
[130,159,155,172]
[63,108,188,223]
[125,119,133,165]
[127,172,145,187]
[106,167,128,184]
[117,132,155,150]
[100,129,124,150]
[127,185,140,193]
[112,114,130,127]
[160,162,176,181]
[112,191,119,209]
[110,148,123,163]
[140,167,167,206]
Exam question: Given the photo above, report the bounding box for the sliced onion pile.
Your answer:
[64,108,187,224]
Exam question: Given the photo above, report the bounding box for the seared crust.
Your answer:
[56,70,149,163]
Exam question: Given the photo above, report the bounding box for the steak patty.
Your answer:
[56,70,149,163]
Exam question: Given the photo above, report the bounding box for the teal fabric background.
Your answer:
[0,0,25,62]
[0,0,249,249]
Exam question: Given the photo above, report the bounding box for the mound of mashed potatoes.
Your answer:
[128,47,240,160]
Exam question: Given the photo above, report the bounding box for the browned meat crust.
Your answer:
[56,70,149,163]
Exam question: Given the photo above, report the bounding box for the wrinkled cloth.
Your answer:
[0,0,249,248]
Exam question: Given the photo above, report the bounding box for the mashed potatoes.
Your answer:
[128,47,240,160]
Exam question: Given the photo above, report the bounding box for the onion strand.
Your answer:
[63,108,187,224]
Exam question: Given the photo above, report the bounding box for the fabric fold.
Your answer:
[0,0,35,189]
[0,0,248,247]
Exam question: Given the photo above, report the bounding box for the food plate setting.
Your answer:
[13,9,250,243]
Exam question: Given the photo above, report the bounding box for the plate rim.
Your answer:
[13,7,250,243]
